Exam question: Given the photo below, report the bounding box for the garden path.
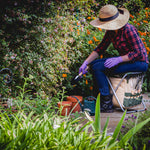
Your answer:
[80,93,150,135]
[100,93,150,134]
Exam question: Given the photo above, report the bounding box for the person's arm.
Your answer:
[79,31,111,74]
[121,54,130,62]
[94,31,111,55]
[85,51,99,64]
[125,25,145,62]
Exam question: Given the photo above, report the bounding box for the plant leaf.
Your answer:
[93,93,101,133]
[109,110,126,146]
[101,117,109,141]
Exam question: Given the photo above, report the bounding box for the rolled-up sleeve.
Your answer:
[125,25,145,62]
[94,31,111,55]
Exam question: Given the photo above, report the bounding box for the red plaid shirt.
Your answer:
[94,23,149,63]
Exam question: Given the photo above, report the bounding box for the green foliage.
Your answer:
[118,108,150,149]
[0,0,149,99]
[85,93,150,149]
[0,110,115,149]
[93,93,101,133]
[1,89,150,149]
[1,77,59,116]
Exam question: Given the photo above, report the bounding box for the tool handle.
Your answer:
[78,66,89,76]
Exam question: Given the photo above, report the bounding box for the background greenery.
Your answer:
[0,0,149,99]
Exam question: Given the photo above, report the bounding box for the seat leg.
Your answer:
[106,77,125,112]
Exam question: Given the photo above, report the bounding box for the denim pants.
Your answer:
[90,58,148,96]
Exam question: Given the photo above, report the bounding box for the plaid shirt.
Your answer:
[94,23,149,63]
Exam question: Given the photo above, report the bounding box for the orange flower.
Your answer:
[77,29,80,35]
[62,74,67,78]
[146,47,150,52]
[88,40,93,44]
[145,12,148,17]
[85,79,88,85]
[89,86,93,90]
[93,17,96,19]
[130,14,134,19]
[143,32,147,36]
[143,42,147,46]
[83,74,86,77]
[147,51,149,55]
[141,38,145,41]
[77,22,80,26]
[93,36,99,42]
[145,8,148,10]
[143,20,148,23]
[100,54,103,59]
[137,23,140,26]
[87,29,91,35]
[133,20,137,23]
[98,28,102,31]
[87,17,91,19]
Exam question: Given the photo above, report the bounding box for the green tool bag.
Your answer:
[83,96,96,116]
[109,74,143,108]
[71,96,96,116]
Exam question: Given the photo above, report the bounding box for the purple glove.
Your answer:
[79,60,88,75]
[104,56,123,68]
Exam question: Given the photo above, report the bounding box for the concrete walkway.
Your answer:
[72,93,150,134]
[94,93,150,134]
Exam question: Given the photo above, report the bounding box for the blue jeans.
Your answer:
[90,58,148,96]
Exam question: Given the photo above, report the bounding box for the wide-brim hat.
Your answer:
[90,5,130,30]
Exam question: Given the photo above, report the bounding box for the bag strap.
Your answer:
[85,96,96,101]
[70,96,84,111]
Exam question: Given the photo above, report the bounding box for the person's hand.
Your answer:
[79,60,88,75]
[104,56,123,68]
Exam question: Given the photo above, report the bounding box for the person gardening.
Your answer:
[79,5,149,113]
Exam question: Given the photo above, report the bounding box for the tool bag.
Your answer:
[71,96,96,116]
[109,74,143,108]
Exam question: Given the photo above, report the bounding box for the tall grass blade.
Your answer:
[101,117,109,141]
[93,93,101,133]
[108,110,126,147]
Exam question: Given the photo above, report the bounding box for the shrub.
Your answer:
[0,0,149,99]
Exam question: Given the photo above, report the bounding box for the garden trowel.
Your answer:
[71,66,89,85]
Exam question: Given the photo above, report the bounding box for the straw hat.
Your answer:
[90,5,130,30]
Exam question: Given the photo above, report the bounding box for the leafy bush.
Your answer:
[0,0,149,99]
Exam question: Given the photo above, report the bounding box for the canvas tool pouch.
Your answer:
[109,75,143,108]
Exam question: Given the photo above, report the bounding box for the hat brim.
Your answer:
[90,8,130,30]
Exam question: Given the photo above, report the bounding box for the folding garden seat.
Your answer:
[106,72,146,113]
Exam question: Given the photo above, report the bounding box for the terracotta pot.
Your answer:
[57,101,72,116]
[66,96,83,113]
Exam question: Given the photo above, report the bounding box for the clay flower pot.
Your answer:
[66,96,83,113]
[57,101,72,116]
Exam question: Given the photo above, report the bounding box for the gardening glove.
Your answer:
[79,60,88,75]
[104,56,123,68]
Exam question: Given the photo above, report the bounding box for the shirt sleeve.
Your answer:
[125,25,145,61]
[94,31,111,55]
